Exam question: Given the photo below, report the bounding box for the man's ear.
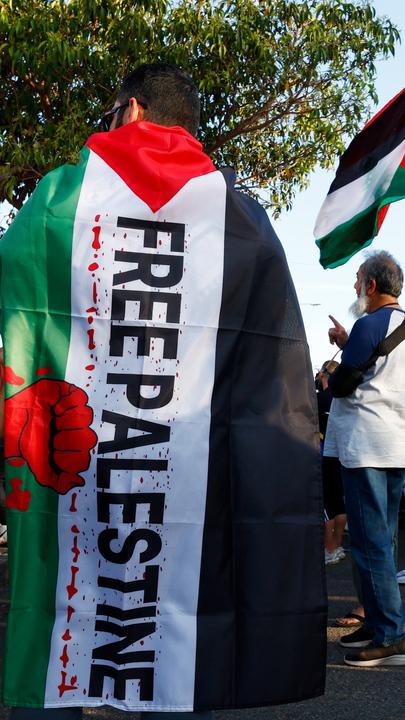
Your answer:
[366,278,377,295]
[127,97,145,123]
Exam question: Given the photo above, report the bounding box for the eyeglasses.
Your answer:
[100,99,148,132]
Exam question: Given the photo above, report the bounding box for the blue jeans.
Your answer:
[341,466,405,646]
[9,710,213,720]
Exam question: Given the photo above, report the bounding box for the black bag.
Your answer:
[329,316,405,398]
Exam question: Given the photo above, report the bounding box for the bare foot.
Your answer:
[335,606,365,627]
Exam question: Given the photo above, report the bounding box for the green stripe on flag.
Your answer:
[0,148,90,706]
[317,163,405,269]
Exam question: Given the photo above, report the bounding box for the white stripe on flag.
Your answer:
[45,151,226,709]
[314,138,405,239]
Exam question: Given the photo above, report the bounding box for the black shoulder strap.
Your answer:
[330,314,405,398]
[360,316,405,372]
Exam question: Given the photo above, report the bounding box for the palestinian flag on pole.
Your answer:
[314,87,405,268]
[0,121,326,711]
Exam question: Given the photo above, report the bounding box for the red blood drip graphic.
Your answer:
[92,282,98,304]
[58,671,78,697]
[86,307,97,313]
[67,605,75,623]
[85,364,95,371]
[71,524,79,534]
[6,479,32,512]
[7,458,26,467]
[88,262,99,272]
[92,226,101,250]
[69,493,77,512]
[4,367,25,386]
[94,214,100,222]
[36,367,52,376]
[66,566,79,599]
[62,629,72,641]
[87,329,96,350]
[87,316,94,325]
[60,644,69,668]
[71,535,80,563]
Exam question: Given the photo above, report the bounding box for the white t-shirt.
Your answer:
[324,307,405,468]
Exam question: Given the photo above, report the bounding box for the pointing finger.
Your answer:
[328,314,342,329]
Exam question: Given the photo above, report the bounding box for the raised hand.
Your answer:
[5,379,97,495]
[328,315,348,349]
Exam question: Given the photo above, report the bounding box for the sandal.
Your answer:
[335,612,364,628]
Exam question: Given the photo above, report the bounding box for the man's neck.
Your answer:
[367,294,400,313]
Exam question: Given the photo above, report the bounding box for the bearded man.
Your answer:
[325,250,405,667]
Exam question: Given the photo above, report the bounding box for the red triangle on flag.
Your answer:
[86,121,216,213]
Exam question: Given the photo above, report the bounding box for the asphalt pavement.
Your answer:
[1,533,405,720]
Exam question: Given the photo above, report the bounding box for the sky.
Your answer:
[273,0,405,371]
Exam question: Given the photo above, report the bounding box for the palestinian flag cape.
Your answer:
[0,121,326,711]
[314,87,405,268]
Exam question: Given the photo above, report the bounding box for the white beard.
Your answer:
[349,284,369,318]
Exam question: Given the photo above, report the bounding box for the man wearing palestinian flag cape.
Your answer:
[0,64,325,716]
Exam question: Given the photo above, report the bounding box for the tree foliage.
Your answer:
[0,0,400,215]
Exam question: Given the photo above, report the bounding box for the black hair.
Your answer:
[118,63,200,136]
[321,360,339,374]
[361,250,403,298]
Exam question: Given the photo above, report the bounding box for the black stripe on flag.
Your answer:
[329,88,405,194]
[193,170,327,710]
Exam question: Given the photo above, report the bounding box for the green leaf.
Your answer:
[0,0,399,215]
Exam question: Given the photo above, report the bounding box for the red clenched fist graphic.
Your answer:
[5,379,97,495]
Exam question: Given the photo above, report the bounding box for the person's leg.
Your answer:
[349,507,398,608]
[333,513,346,550]
[387,469,402,568]
[10,709,82,720]
[324,518,336,553]
[350,551,364,606]
[323,457,346,557]
[341,466,404,646]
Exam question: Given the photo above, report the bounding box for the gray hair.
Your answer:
[361,250,403,298]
